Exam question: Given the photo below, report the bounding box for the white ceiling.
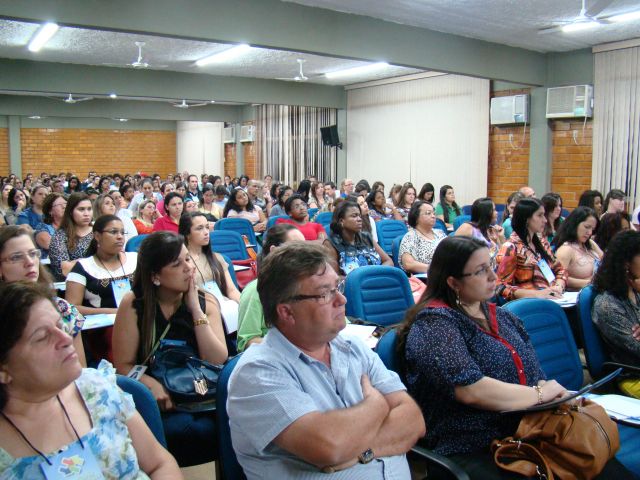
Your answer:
[285,0,640,53]
[0,18,422,90]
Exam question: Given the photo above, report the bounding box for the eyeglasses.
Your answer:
[101,229,127,236]
[288,280,345,305]
[290,203,307,210]
[460,264,493,278]
[1,249,41,264]
[52,202,67,209]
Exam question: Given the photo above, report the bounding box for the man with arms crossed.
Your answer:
[228,243,425,478]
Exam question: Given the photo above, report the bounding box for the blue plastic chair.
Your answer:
[267,214,290,229]
[375,328,400,373]
[125,234,148,252]
[344,265,414,327]
[116,375,167,448]
[216,355,246,480]
[315,211,333,225]
[220,253,239,290]
[453,215,471,232]
[576,285,609,379]
[315,219,332,235]
[215,218,258,250]
[307,207,318,219]
[561,208,570,218]
[391,235,405,269]
[503,298,584,391]
[434,218,447,233]
[461,205,472,216]
[376,219,408,255]
[210,230,249,261]
[495,204,506,221]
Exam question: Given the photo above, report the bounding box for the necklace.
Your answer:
[1,395,84,465]
[95,253,127,288]
[416,227,434,240]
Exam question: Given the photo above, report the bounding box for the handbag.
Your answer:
[491,399,620,480]
[232,258,258,290]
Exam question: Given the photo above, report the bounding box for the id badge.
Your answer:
[40,442,104,480]
[537,258,556,284]
[342,254,359,275]
[203,280,224,301]
[127,364,147,380]
[111,278,131,308]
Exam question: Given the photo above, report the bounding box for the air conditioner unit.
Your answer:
[240,125,255,142]
[223,126,235,144]
[490,94,529,125]
[546,85,593,119]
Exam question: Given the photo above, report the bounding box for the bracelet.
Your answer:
[193,315,209,327]
[534,385,544,405]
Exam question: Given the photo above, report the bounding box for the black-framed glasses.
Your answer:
[102,229,127,236]
[460,264,492,278]
[1,249,42,264]
[287,280,345,305]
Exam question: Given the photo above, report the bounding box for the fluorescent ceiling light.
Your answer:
[325,62,390,79]
[109,93,117,99]
[28,116,42,120]
[562,21,599,33]
[609,11,640,23]
[195,44,251,66]
[28,23,59,52]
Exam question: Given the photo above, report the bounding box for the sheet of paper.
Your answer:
[585,393,640,426]
[340,323,379,349]
[53,281,66,291]
[550,291,579,308]
[233,264,251,272]
[82,313,116,330]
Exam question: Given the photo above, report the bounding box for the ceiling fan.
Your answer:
[171,99,211,109]
[538,0,615,34]
[276,59,309,82]
[103,41,168,69]
[48,93,93,104]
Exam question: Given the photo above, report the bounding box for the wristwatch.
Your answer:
[358,448,374,464]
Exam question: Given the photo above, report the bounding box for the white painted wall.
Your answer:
[346,74,490,206]
[176,121,224,177]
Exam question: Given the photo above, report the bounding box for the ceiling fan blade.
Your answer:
[586,0,614,17]
[537,24,566,35]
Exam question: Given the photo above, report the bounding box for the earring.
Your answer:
[153,278,160,286]
[455,290,462,307]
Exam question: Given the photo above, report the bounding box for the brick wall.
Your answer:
[224,143,236,178]
[551,119,592,209]
[487,89,531,205]
[243,142,257,180]
[20,128,176,177]
[0,128,8,176]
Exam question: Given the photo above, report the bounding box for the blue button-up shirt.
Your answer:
[228,327,410,479]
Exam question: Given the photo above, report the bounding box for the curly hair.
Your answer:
[593,230,640,299]
[595,212,630,251]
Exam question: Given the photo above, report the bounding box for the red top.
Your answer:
[153,215,179,233]
[276,218,326,241]
[133,218,154,235]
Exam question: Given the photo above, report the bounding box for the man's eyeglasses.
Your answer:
[288,280,345,305]
[1,249,42,264]
[460,264,493,278]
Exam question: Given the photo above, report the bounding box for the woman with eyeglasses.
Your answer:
[49,192,94,281]
[113,232,227,466]
[34,193,67,259]
[66,215,137,362]
[0,225,86,367]
[323,200,392,276]
[496,198,567,301]
[276,194,327,242]
[397,236,628,478]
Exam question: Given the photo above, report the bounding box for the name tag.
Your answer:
[110,278,131,307]
[40,441,104,480]
[537,258,556,284]
[127,365,147,380]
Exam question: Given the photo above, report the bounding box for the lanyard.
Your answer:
[0,395,84,465]
[94,254,128,288]
[141,321,172,366]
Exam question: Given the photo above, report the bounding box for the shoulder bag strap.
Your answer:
[492,439,555,480]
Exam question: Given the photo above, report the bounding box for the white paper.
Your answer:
[83,313,117,330]
[340,323,379,349]
[585,393,640,425]
[233,264,251,272]
[550,291,579,308]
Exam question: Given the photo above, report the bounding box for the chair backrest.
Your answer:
[391,235,405,268]
[344,265,414,327]
[453,215,471,232]
[215,218,258,246]
[220,253,239,290]
[376,219,408,255]
[461,205,473,216]
[561,208,570,219]
[503,298,584,391]
[375,328,399,372]
[307,207,318,219]
[495,204,506,220]
[116,375,167,448]
[576,285,609,379]
[434,218,447,232]
[125,234,148,252]
[315,211,333,225]
[210,230,249,261]
[267,215,289,230]
[216,355,246,480]
[315,219,332,235]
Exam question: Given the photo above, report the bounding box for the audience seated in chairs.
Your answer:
[228,242,425,478]
[269,185,293,218]
[223,189,267,234]
[393,183,417,223]
[236,224,305,352]
[495,198,567,301]
[399,201,446,275]
[0,282,182,479]
[455,197,505,270]
[323,200,391,277]
[153,192,183,234]
[397,236,630,479]
[113,232,227,466]
[435,184,461,230]
[275,194,327,242]
[133,199,158,235]
[592,230,640,399]
[33,192,66,259]
[552,206,603,291]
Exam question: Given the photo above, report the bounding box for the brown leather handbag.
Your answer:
[491,399,619,480]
